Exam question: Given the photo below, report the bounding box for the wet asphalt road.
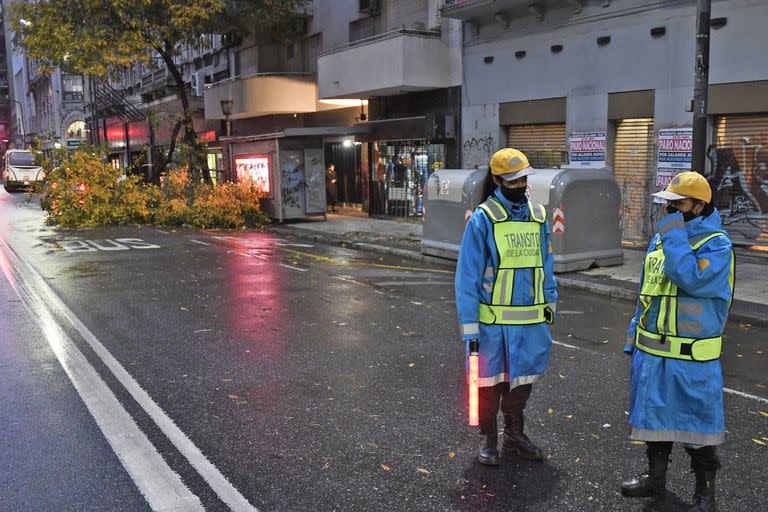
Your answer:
[0,190,766,512]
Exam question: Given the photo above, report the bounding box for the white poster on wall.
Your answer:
[655,128,693,202]
[568,131,606,168]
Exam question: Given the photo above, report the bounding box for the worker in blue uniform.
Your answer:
[621,171,735,512]
[455,148,557,466]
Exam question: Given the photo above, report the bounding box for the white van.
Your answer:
[3,149,44,191]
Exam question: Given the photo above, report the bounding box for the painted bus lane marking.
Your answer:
[57,238,161,253]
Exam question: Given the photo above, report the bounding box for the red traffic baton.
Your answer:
[468,339,480,426]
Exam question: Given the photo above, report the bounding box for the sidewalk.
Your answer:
[268,214,768,326]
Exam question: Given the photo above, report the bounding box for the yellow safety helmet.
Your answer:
[653,171,712,203]
[490,148,535,181]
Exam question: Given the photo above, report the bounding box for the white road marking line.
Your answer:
[0,242,205,511]
[280,263,307,272]
[723,387,768,404]
[190,239,210,246]
[552,340,581,350]
[155,229,171,235]
[551,339,768,403]
[332,275,366,286]
[0,238,258,511]
[276,242,314,248]
[374,280,453,286]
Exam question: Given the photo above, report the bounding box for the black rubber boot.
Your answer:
[688,470,716,511]
[477,431,499,466]
[501,413,544,461]
[622,442,671,498]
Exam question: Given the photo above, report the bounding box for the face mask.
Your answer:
[667,204,698,222]
[500,186,527,203]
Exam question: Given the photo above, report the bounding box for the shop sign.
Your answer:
[568,131,605,167]
[235,155,270,194]
[199,130,216,143]
[66,138,83,150]
[655,128,692,192]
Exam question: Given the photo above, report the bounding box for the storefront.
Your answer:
[613,117,656,242]
[710,113,768,245]
[223,127,365,221]
[363,87,460,218]
[371,140,446,218]
[501,98,568,169]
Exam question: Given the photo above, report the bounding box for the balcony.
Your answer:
[441,0,530,20]
[317,29,460,99]
[203,73,319,119]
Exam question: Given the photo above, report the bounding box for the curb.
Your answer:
[268,225,768,328]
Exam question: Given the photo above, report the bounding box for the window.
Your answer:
[9,152,36,167]
[67,120,86,139]
[62,75,83,101]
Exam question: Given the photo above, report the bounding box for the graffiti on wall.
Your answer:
[462,132,496,168]
[708,144,768,242]
[281,159,304,211]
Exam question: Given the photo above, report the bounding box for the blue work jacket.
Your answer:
[455,189,558,389]
[625,210,734,445]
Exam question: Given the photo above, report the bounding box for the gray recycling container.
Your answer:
[422,169,487,259]
[422,167,623,272]
[528,167,623,272]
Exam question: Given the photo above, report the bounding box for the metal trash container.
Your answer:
[528,167,623,272]
[422,169,487,259]
[422,167,623,272]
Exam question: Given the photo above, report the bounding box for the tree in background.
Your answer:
[11,0,309,182]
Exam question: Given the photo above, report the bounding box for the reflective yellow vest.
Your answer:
[477,198,548,326]
[636,232,735,362]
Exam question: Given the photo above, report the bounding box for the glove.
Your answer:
[544,303,556,324]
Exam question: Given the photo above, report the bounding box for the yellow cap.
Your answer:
[490,148,535,181]
[653,171,712,203]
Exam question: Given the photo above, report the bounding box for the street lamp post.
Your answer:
[10,100,26,149]
[220,99,234,182]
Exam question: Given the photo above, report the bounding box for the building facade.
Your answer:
[202,0,463,220]
[443,0,768,246]
[3,0,87,152]
[0,2,10,151]
[316,0,463,218]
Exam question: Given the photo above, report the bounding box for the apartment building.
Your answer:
[443,0,768,246]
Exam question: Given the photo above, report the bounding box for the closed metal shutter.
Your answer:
[614,118,655,242]
[712,115,768,245]
[507,123,567,168]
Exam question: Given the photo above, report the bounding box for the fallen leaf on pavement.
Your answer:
[180,306,188,311]
[448,451,456,459]
[547,408,554,414]
[752,438,766,446]
[759,411,768,417]
[408,362,415,368]
[559,374,566,379]
[380,464,391,472]
[575,457,581,463]
[228,394,241,400]
[565,415,573,420]
[416,467,430,475]
[630,441,645,445]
